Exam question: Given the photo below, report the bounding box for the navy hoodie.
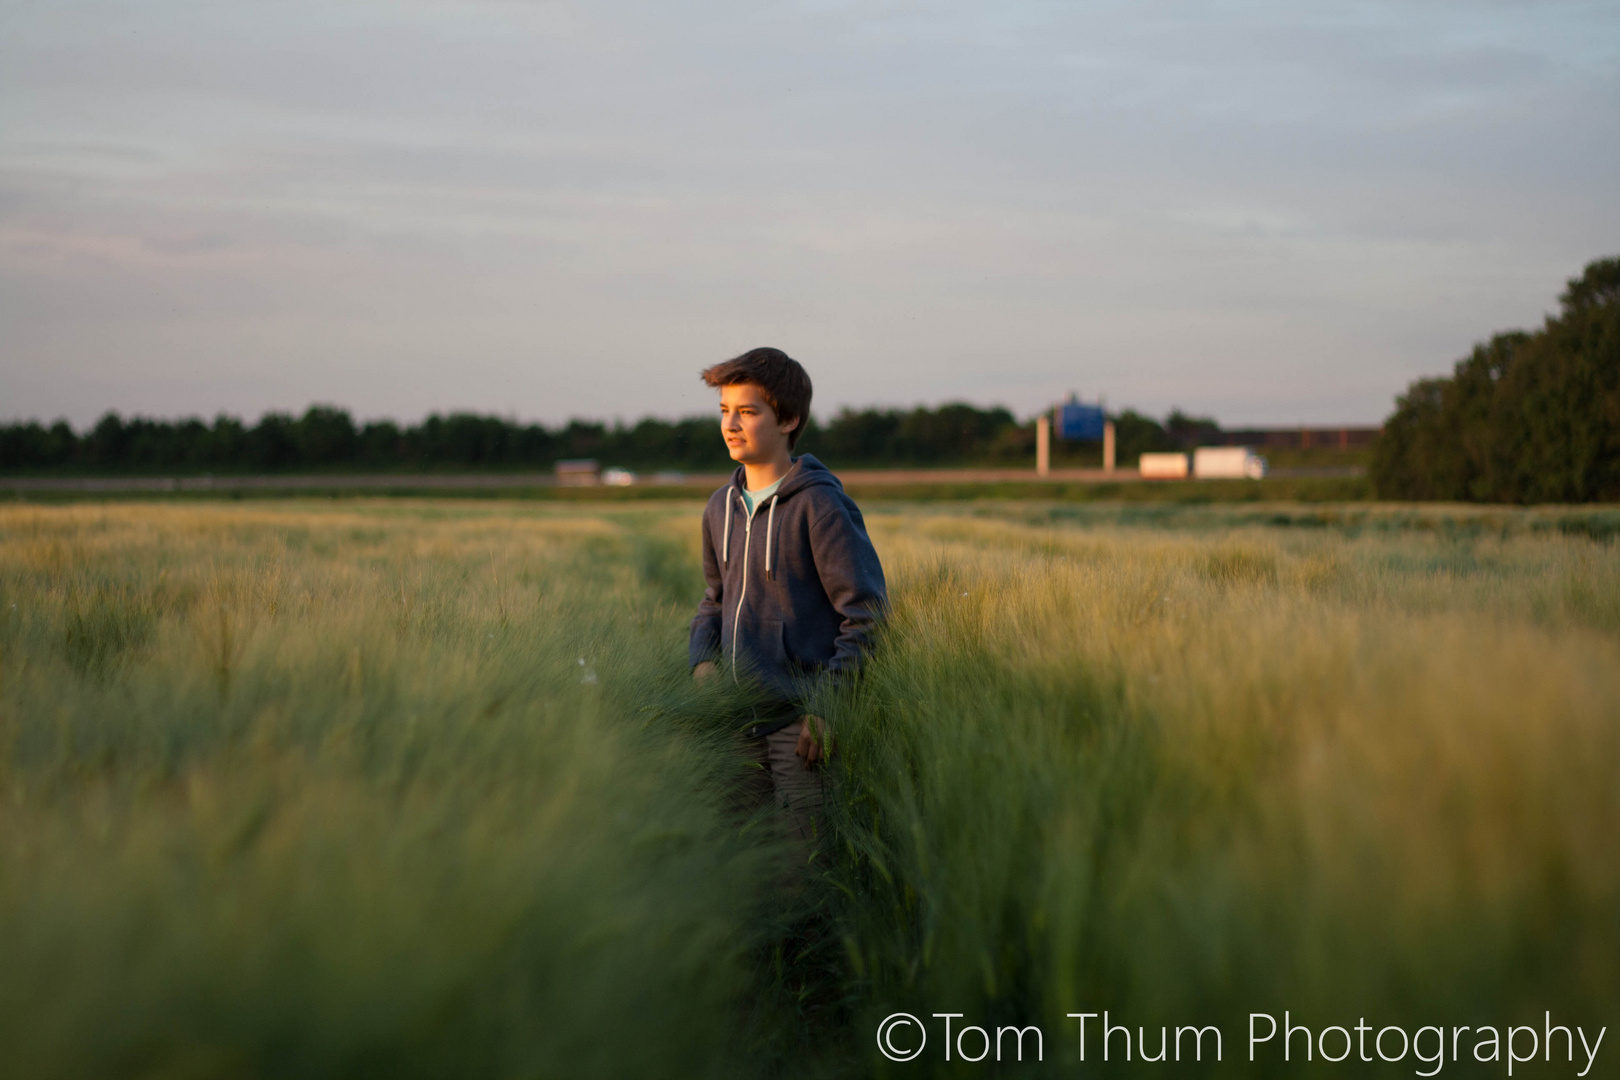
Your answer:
[689,454,887,714]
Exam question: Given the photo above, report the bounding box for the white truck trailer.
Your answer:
[1139,452,1190,479]
[1193,446,1267,479]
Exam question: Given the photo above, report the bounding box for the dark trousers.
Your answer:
[733,719,827,890]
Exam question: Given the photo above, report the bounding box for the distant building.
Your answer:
[555,459,600,486]
[1210,426,1380,451]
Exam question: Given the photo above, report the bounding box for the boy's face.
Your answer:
[719,382,796,464]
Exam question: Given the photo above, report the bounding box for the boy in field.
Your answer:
[689,347,887,871]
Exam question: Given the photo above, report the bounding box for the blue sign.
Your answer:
[1056,402,1106,441]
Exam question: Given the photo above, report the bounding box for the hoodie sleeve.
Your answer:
[808,496,888,680]
[688,499,724,668]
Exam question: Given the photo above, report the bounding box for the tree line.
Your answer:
[1373,256,1620,503]
[1,401,1206,476]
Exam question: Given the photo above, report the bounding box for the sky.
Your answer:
[2,1,1617,429]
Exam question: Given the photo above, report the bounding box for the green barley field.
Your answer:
[1,499,1617,1078]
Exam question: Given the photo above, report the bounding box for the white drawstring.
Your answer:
[730,495,754,678]
[722,488,734,564]
[764,494,779,580]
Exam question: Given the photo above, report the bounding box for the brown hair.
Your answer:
[700,347,813,449]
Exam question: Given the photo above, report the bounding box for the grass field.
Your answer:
[1,499,1616,1077]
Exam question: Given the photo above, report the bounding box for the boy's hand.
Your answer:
[693,661,717,681]
[796,714,834,768]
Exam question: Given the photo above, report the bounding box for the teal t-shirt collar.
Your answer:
[741,475,784,516]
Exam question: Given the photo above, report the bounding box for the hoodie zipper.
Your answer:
[732,490,758,681]
[727,484,783,683]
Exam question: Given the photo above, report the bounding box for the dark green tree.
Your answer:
[0,420,76,470]
[246,413,299,471]
[1111,409,1174,464]
[1373,256,1620,503]
[359,421,404,468]
[292,406,359,467]
[1165,409,1221,449]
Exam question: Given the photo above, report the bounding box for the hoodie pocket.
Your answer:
[756,618,788,671]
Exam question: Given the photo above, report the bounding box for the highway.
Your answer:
[4,465,1364,493]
